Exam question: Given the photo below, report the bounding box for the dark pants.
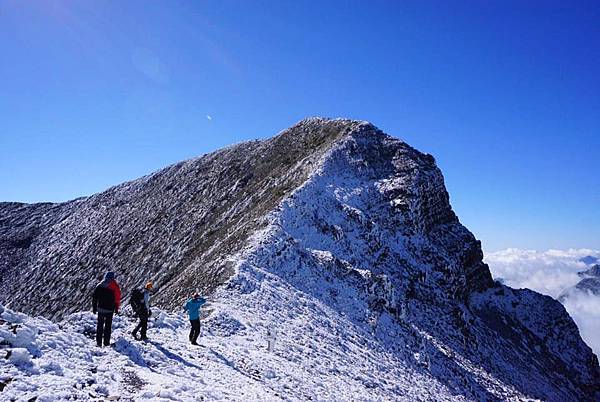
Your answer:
[133,309,148,339]
[189,318,200,343]
[96,312,114,346]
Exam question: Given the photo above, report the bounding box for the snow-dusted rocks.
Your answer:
[1,118,599,400]
[0,119,367,318]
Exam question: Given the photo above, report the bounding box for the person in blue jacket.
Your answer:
[183,293,206,345]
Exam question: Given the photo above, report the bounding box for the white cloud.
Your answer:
[562,291,600,355]
[484,248,600,355]
[485,248,596,298]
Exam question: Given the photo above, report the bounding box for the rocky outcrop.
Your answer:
[1,118,598,400]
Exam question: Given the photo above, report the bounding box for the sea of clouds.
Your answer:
[484,248,600,355]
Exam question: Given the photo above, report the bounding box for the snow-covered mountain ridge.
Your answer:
[1,118,363,317]
[1,118,599,400]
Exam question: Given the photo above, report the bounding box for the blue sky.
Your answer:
[1,0,599,251]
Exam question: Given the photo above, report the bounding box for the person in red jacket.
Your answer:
[92,271,121,347]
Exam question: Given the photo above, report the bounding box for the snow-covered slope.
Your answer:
[0,303,537,401]
[1,118,599,400]
[0,119,360,318]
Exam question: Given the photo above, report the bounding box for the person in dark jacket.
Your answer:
[131,281,153,341]
[183,293,206,345]
[92,271,121,347]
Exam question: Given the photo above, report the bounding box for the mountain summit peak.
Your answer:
[1,120,598,400]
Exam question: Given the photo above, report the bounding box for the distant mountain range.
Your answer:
[579,256,599,266]
[560,259,600,301]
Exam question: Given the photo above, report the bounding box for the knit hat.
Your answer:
[145,281,153,290]
[104,271,115,281]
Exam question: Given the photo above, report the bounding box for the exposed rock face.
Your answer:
[1,118,598,400]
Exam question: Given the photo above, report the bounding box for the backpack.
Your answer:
[130,288,145,312]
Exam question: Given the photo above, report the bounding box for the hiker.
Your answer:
[131,281,153,341]
[183,293,206,345]
[92,271,121,347]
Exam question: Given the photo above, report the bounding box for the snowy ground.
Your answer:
[1,300,483,402]
[1,256,564,402]
[1,242,595,401]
